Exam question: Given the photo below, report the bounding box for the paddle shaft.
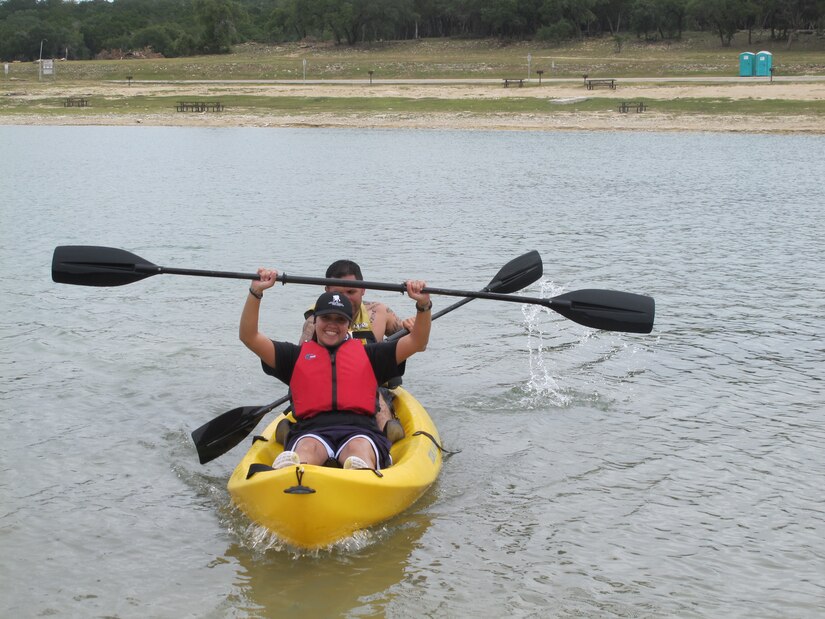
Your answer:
[67,256,547,307]
[53,246,653,333]
[140,263,487,295]
[140,264,607,313]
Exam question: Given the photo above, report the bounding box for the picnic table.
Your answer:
[585,78,616,90]
[175,101,224,112]
[617,101,647,113]
[502,78,525,88]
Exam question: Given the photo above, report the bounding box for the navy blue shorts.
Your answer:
[285,415,392,469]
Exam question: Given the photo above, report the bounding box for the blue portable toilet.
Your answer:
[755,51,773,77]
[739,52,755,77]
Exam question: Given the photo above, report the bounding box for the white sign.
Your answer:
[42,59,54,76]
[4,63,8,76]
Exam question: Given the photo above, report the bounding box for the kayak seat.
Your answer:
[275,418,292,445]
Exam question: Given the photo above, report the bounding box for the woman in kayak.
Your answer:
[298,259,411,444]
[240,268,432,471]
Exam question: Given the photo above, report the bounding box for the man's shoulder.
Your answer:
[363,299,388,312]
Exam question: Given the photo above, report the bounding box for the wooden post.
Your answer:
[537,70,544,85]
[126,75,132,87]
[368,70,374,84]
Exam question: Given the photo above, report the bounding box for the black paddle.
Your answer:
[52,246,654,333]
[190,250,545,464]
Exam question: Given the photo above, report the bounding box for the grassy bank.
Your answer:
[3,33,825,82]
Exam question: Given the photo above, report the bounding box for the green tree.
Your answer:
[658,0,686,38]
[0,0,39,20]
[195,0,244,53]
[687,0,748,46]
[268,0,328,41]
[596,0,633,34]
[537,0,598,37]
[0,11,42,60]
[630,0,658,38]
[536,18,576,40]
[132,24,189,56]
[481,0,524,36]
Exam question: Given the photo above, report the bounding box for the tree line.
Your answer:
[1,0,823,61]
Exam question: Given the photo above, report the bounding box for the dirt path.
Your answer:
[8,78,825,100]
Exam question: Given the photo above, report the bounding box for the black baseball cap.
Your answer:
[313,291,353,321]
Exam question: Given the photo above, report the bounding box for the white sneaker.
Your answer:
[273,450,300,470]
[343,456,370,470]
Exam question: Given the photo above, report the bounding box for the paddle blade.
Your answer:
[52,245,157,287]
[191,406,268,465]
[486,250,543,293]
[548,289,655,334]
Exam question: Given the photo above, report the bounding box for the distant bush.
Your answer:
[536,21,576,43]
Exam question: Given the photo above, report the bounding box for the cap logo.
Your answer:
[329,294,345,308]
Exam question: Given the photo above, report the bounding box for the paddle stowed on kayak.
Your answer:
[227,387,442,549]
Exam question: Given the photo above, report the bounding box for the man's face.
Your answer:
[326,274,364,310]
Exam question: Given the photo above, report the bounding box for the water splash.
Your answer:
[236,520,380,557]
[520,278,571,408]
[517,279,655,411]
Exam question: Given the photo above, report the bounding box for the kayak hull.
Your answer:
[227,387,442,549]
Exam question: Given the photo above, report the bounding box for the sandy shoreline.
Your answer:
[4,111,824,133]
[2,79,824,133]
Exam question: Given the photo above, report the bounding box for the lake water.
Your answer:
[1,126,823,618]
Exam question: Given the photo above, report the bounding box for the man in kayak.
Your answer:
[241,268,432,471]
[299,259,408,344]
[298,259,412,443]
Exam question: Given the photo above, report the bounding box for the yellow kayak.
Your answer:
[227,387,442,549]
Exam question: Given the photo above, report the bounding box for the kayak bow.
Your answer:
[227,387,442,548]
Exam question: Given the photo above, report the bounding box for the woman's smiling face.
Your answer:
[314,313,350,346]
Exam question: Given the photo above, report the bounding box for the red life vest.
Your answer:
[290,338,378,420]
